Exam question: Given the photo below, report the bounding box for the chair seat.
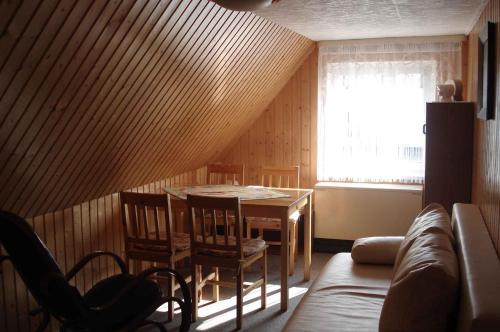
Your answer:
[84,274,163,330]
[199,236,266,257]
[134,232,191,253]
[173,232,191,251]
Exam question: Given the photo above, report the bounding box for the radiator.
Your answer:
[314,182,423,240]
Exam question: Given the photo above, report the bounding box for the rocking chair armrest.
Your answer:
[66,251,127,281]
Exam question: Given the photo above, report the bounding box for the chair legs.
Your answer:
[192,254,267,330]
[246,222,299,276]
[246,221,251,239]
[167,259,175,322]
[294,223,299,262]
[237,251,267,330]
[212,267,219,301]
[191,263,198,322]
[236,266,244,330]
[261,249,267,310]
[289,222,297,276]
[198,265,203,301]
[133,260,141,274]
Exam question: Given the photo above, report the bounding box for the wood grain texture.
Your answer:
[0,0,315,218]
[0,167,205,332]
[466,0,500,255]
[218,48,318,189]
[424,102,474,214]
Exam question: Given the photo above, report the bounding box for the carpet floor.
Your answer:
[141,251,333,332]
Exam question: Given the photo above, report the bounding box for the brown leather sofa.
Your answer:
[284,203,500,332]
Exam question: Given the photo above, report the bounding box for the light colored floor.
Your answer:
[143,252,333,332]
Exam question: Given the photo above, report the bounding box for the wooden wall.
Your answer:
[0,0,315,218]
[219,48,318,189]
[466,0,500,255]
[0,167,206,332]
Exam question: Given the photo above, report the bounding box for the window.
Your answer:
[317,37,463,184]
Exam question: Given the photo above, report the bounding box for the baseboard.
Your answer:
[314,238,354,253]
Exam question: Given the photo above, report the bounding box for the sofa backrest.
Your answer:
[452,203,500,332]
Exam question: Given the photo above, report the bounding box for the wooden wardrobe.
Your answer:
[423,102,474,215]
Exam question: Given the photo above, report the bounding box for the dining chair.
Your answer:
[206,163,245,235]
[207,163,245,185]
[187,194,267,330]
[0,209,191,332]
[120,191,191,322]
[246,165,301,275]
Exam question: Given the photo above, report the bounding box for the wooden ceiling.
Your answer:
[0,0,314,217]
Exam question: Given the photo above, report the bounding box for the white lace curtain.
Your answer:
[317,36,464,184]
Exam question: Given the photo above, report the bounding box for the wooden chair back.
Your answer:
[120,192,175,258]
[207,164,245,185]
[261,165,300,189]
[187,195,243,260]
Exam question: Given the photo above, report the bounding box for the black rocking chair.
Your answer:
[0,210,191,331]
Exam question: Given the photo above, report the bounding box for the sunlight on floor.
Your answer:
[195,284,307,331]
[155,283,307,330]
[196,284,280,319]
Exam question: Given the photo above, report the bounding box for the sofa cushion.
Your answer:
[284,253,393,332]
[394,203,455,271]
[379,232,459,332]
[351,236,404,265]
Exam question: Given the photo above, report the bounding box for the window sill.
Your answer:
[315,181,423,193]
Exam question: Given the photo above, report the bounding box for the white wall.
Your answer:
[315,182,423,240]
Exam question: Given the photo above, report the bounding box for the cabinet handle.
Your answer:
[422,124,426,134]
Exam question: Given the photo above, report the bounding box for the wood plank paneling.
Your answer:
[219,48,318,189]
[466,0,500,256]
[0,0,314,331]
[0,1,314,327]
[0,0,315,218]
[0,168,204,331]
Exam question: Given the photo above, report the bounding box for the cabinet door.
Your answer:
[424,102,474,214]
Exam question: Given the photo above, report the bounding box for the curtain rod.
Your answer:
[319,35,466,47]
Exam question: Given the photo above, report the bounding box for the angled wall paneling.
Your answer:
[0,0,315,330]
[466,0,500,255]
[219,47,319,189]
[0,0,315,218]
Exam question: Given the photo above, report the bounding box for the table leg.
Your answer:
[281,209,289,312]
[304,195,312,281]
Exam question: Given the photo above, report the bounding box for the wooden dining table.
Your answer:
[168,186,314,312]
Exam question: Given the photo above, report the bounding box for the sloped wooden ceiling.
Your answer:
[0,0,315,218]
[219,48,318,189]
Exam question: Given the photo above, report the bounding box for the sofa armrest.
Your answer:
[351,236,404,265]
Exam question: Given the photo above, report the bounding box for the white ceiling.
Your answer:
[254,0,487,41]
